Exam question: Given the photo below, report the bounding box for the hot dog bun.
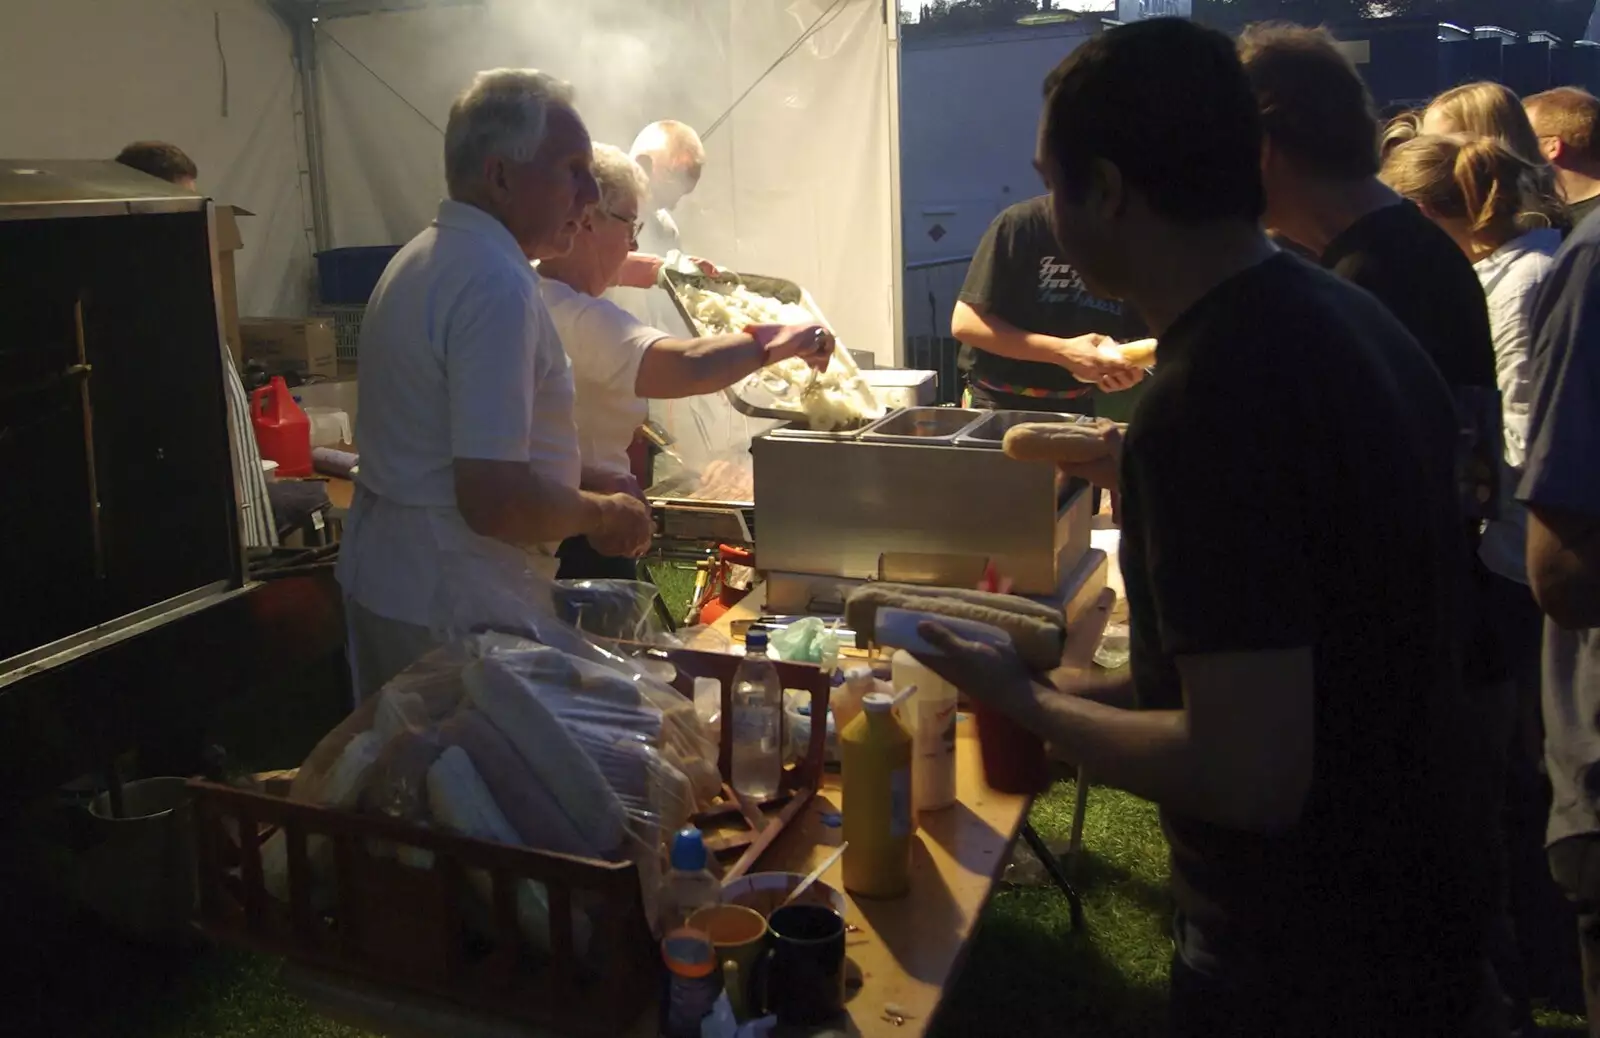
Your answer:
[1002,420,1117,463]
[1117,338,1157,366]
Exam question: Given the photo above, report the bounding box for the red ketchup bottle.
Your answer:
[250,376,313,478]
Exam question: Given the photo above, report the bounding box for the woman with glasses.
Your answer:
[537,144,833,580]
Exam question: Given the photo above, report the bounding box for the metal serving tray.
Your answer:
[765,416,873,441]
[858,407,985,445]
[955,409,1097,449]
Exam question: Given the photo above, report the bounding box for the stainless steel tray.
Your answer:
[954,409,1096,449]
[765,417,873,441]
[858,407,985,445]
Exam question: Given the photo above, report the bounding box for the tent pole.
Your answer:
[886,0,906,367]
[296,18,334,254]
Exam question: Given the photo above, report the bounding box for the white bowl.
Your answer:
[721,870,846,919]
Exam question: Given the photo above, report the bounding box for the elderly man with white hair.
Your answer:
[337,69,653,698]
[539,144,833,580]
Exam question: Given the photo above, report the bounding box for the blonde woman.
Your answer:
[1423,81,1567,228]
[1382,133,1561,1031]
[1379,109,1420,161]
[1383,132,1559,585]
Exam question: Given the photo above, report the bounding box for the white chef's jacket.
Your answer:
[336,199,580,628]
[539,278,669,477]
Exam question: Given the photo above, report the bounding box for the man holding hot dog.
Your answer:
[919,20,1498,1035]
[952,195,1146,416]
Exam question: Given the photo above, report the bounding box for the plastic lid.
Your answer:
[670,827,708,871]
[745,628,769,651]
[861,692,895,714]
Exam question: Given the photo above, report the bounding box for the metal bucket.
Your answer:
[78,778,197,943]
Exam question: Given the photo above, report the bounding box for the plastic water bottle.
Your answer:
[731,629,783,799]
[661,827,720,931]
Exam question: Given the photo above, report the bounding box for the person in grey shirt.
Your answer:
[1520,198,1600,1037]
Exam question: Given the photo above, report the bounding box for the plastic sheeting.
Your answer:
[315,0,897,365]
[0,0,315,319]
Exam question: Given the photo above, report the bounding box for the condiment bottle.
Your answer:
[892,651,958,812]
[841,692,913,898]
[661,927,720,1038]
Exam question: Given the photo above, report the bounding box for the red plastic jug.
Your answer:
[251,376,313,478]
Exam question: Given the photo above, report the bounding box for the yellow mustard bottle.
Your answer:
[841,692,914,898]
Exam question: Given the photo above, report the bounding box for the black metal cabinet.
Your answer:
[0,161,243,678]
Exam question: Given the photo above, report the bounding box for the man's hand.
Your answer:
[584,470,644,501]
[689,256,721,277]
[754,323,836,372]
[1056,422,1125,496]
[588,493,653,559]
[1053,333,1145,389]
[616,252,666,289]
[912,621,1045,724]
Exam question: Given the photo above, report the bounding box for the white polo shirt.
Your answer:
[336,200,580,628]
[539,278,669,477]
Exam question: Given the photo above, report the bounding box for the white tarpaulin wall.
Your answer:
[315,0,898,364]
[0,0,315,319]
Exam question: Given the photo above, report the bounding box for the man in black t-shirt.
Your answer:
[914,19,1499,1036]
[953,195,1145,416]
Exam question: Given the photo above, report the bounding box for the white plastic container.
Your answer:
[892,651,958,812]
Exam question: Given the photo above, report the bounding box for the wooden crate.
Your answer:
[661,648,831,880]
[190,645,829,1032]
[187,783,657,1036]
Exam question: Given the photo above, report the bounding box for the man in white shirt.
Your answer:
[539,145,832,579]
[336,69,653,699]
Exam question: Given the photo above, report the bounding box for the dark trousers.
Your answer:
[1549,836,1600,1037]
[1482,573,1581,1019]
[555,535,639,582]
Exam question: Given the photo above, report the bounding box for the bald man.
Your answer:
[629,120,706,259]
[611,120,718,297]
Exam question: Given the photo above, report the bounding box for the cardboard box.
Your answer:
[241,317,338,378]
[215,204,249,366]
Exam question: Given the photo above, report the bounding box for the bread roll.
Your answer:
[1117,338,1157,366]
[1002,420,1117,463]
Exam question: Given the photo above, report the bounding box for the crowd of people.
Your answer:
[117,13,1600,1037]
[923,18,1600,1038]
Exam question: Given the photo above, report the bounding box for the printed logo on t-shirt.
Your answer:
[1039,257,1122,316]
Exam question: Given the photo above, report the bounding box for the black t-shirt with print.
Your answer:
[1119,252,1495,1003]
[956,196,1144,393]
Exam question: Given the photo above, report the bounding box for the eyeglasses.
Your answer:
[599,206,644,240]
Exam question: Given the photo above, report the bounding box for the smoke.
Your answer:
[470,0,729,152]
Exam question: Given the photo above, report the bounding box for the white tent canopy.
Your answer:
[1,0,900,363]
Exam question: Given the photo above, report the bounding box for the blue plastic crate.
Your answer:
[315,246,401,305]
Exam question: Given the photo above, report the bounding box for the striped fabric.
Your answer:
[220,347,278,549]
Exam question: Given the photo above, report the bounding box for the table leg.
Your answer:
[1020,821,1084,930]
[1069,766,1090,858]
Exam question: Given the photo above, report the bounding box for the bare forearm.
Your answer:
[1021,690,1202,807]
[634,335,769,399]
[953,306,1073,367]
[1061,672,1138,709]
[456,463,603,546]
[1527,507,1600,629]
